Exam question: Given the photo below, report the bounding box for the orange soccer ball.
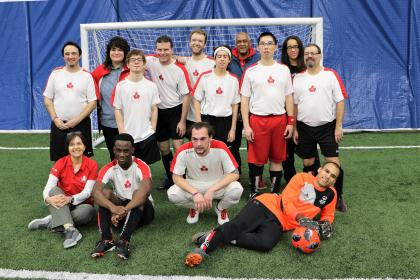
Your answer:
[291,226,321,254]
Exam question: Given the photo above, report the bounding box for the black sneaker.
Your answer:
[116,240,130,260]
[191,230,212,246]
[157,178,172,191]
[91,240,115,258]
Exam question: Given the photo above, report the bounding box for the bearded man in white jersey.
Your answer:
[145,36,192,191]
[293,43,348,212]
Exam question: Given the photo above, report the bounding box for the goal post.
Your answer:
[80,17,323,147]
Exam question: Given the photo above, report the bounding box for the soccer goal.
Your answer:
[80,18,323,146]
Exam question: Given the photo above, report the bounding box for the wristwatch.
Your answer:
[70,197,74,204]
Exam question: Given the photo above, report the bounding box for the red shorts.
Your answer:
[248,114,287,165]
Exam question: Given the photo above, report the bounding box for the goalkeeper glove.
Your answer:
[298,217,319,230]
[318,220,333,240]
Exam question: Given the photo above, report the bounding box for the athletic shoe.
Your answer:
[63,227,82,249]
[116,240,130,260]
[192,230,212,246]
[28,215,52,230]
[215,207,229,225]
[157,178,172,191]
[186,208,199,224]
[336,197,348,212]
[185,247,207,267]
[91,240,115,258]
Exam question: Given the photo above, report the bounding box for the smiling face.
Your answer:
[127,54,146,74]
[315,163,340,189]
[235,32,251,57]
[110,46,125,66]
[190,32,206,56]
[113,140,134,169]
[304,45,322,69]
[156,42,173,65]
[286,38,299,61]
[191,127,212,156]
[68,135,85,159]
[63,45,80,68]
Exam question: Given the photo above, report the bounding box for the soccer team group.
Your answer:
[28,28,348,266]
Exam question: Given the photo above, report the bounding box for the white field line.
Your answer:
[0,269,417,280]
[1,146,420,150]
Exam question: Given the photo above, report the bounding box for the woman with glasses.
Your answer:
[192,45,240,148]
[92,36,130,160]
[280,35,321,183]
[28,132,98,249]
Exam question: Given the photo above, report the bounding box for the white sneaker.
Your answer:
[28,215,52,230]
[215,207,229,225]
[63,227,82,249]
[186,208,199,224]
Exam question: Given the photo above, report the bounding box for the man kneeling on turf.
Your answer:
[185,161,340,267]
[167,122,243,225]
[91,133,154,260]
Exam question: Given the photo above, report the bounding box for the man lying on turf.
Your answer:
[185,161,341,267]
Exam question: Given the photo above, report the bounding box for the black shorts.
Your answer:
[295,120,339,159]
[49,117,93,161]
[112,196,155,227]
[201,114,232,146]
[156,104,183,142]
[133,134,161,165]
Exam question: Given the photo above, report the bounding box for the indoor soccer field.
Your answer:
[0,132,419,279]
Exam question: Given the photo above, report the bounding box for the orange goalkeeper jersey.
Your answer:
[255,172,337,231]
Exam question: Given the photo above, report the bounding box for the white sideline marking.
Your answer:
[1,146,420,150]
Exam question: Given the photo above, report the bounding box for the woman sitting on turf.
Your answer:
[28,131,98,249]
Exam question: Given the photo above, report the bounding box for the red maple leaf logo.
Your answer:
[200,165,209,172]
[193,69,199,76]
[159,74,164,80]
[309,85,316,93]
[216,87,223,95]
[124,180,131,189]
[66,82,74,89]
[133,92,140,99]
[267,76,275,84]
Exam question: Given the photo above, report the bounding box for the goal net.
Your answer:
[80,18,323,146]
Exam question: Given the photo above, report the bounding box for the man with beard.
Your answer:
[91,133,154,260]
[185,29,215,134]
[167,122,243,225]
[293,43,348,212]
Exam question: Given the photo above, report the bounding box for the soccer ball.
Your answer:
[291,226,320,254]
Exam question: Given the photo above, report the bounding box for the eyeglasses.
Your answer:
[287,45,299,50]
[304,52,320,56]
[128,58,143,63]
[258,41,276,46]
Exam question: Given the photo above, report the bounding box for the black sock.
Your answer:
[120,207,142,242]
[162,152,173,183]
[335,167,344,198]
[303,163,319,175]
[270,170,283,193]
[248,164,264,194]
[98,207,113,241]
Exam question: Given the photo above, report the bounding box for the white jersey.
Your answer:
[112,78,161,143]
[185,56,215,121]
[171,140,238,182]
[293,67,348,127]
[146,56,191,109]
[193,70,240,117]
[43,67,97,120]
[240,62,293,115]
[98,157,152,201]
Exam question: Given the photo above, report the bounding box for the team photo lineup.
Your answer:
[28,28,349,266]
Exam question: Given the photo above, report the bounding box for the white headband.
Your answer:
[213,46,232,59]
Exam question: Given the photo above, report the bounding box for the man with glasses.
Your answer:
[229,32,260,176]
[112,49,161,165]
[167,122,243,225]
[293,43,348,212]
[241,31,295,196]
[43,41,97,161]
[145,36,192,190]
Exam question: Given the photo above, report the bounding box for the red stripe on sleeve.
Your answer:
[133,158,152,179]
[325,68,348,99]
[170,142,193,172]
[210,140,239,168]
